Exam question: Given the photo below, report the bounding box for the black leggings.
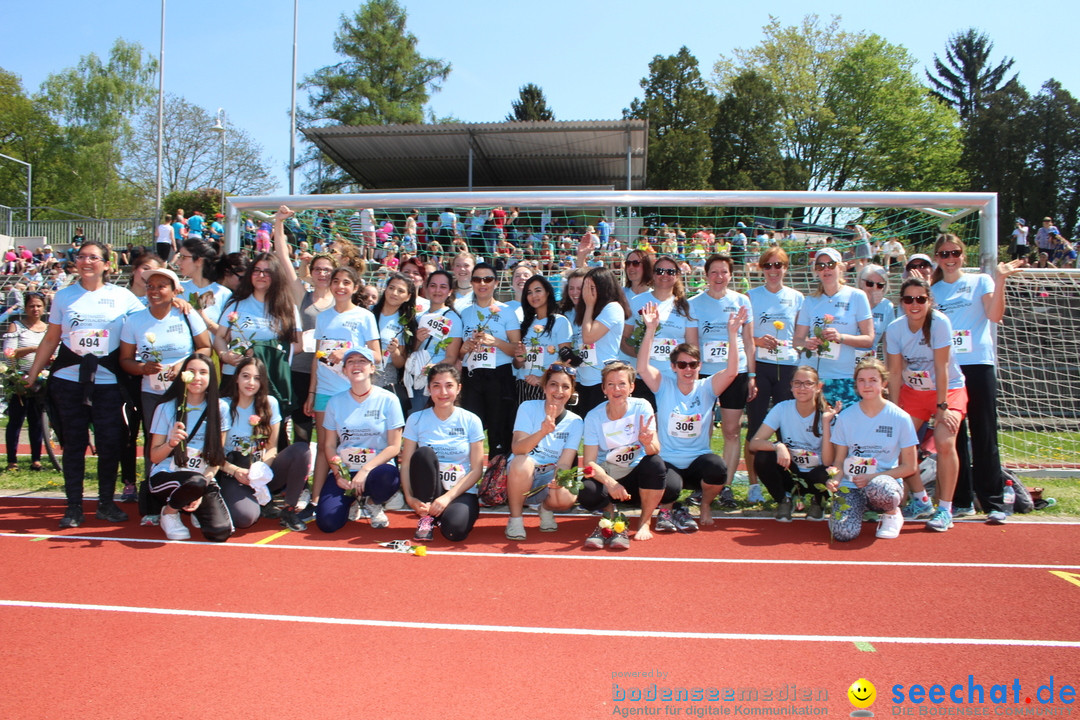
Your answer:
[754,451,829,504]
[577,454,676,511]
[409,446,479,541]
[953,364,1004,513]
[5,394,42,465]
[461,364,515,457]
[746,363,796,437]
[148,472,233,542]
[663,453,728,492]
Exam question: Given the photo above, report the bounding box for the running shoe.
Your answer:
[926,508,953,532]
[59,505,84,529]
[685,490,703,507]
[504,516,526,540]
[160,512,190,540]
[747,484,765,503]
[876,512,904,539]
[609,527,631,550]
[414,515,435,541]
[95,501,128,523]
[775,498,793,523]
[297,503,317,523]
[806,500,824,521]
[260,501,283,519]
[986,510,1007,525]
[118,483,138,504]
[364,499,389,529]
[717,486,738,509]
[584,525,609,549]
[537,505,558,532]
[901,498,935,520]
[279,507,305,532]
[672,503,698,533]
[654,509,678,533]
[953,505,976,518]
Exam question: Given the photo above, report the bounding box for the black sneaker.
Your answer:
[297,504,317,523]
[59,505,84,529]
[775,498,793,522]
[654,509,678,532]
[685,490,703,507]
[279,507,305,532]
[260,501,283,519]
[95,501,129,523]
[717,486,738,509]
[672,503,699,533]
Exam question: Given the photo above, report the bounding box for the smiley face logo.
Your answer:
[848,678,876,711]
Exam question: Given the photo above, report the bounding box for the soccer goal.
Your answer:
[221,189,1079,471]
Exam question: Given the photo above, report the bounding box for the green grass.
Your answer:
[1000,431,1080,466]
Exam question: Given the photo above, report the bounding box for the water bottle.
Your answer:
[1002,479,1016,515]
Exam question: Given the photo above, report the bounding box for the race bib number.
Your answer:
[579,343,595,366]
[819,340,841,362]
[70,329,109,357]
[523,346,544,372]
[667,412,703,439]
[602,416,638,449]
[533,462,557,483]
[790,448,821,469]
[149,370,172,393]
[952,330,972,354]
[704,340,729,364]
[424,315,450,336]
[438,462,464,491]
[844,456,878,479]
[606,443,642,468]
[650,337,679,362]
[903,369,931,390]
[342,447,375,471]
[169,447,204,474]
[756,340,796,363]
[470,345,496,370]
[301,329,316,353]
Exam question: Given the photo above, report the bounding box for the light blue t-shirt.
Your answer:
[314,305,380,397]
[627,292,696,381]
[120,306,208,394]
[149,398,231,476]
[761,399,828,465]
[655,376,718,469]
[324,386,405,465]
[575,301,626,387]
[458,300,517,370]
[796,286,873,380]
[689,290,753,375]
[516,312,573,379]
[220,295,301,376]
[403,406,485,492]
[510,400,584,466]
[415,306,463,367]
[224,396,282,455]
[869,298,896,356]
[180,280,232,324]
[49,282,144,384]
[374,310,410,388]
[830,401,918,488]
[932,273,995,366]
[884,311,965,391]
[187,215,204,234]
[747,285,803,367]
[583,397,654,478]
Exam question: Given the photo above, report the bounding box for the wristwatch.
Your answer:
[937,402,949,410]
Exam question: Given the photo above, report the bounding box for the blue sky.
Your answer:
[1,0,1075,193]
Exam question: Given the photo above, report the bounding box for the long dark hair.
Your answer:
[519,275,558,337]
[330,265,365,306]
[899,277,935,347]
[575,266,631,325]
[182,237,222,282]
[425,269,455,310]
[224,253,297,344]
[624,249,653,288]
[372,272,419,353]
[229,357,273,443]
[559,268,588,315]
[159,354,224,468]
[216,252,249,282]
[930,233,964,285]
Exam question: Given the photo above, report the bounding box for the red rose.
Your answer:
[441,326,450,335]
[582,465,594,477]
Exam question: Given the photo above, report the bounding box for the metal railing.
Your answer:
[0,205,154,249]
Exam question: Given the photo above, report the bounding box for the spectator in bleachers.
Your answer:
[4,291,48,472]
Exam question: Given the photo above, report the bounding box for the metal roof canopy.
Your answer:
[301,120,648,191]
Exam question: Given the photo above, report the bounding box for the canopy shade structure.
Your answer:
[301,119,648,191]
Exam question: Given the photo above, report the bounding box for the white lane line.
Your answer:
[2,532,1079,570]
[1,599,1078,647]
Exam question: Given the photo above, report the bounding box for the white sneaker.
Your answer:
[365,499,389,528]
[297,488,312,510]
[383,490,406,511]
[505,516,526,540]
[747,484,765,503]
[160,511,190,541]
[876,511,904,539]
[347,500,362,522]
[538,505,558,532]
[189,513,201,529]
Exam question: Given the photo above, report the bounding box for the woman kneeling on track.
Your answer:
[147,354,232,542]
[826,358,919,542]
[218,357,312,533]
[316,347,404,533]
[504,363,585,540]
[401,363,485,542]
[579,362,670,547]
[636,303,744,529]
[747,366,839,522]
[885,278,968,533]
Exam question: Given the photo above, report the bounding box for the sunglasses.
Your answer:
[673,360,700,370]
[548,363,577,377]
[760,262,786,270]
[654,267,678,276]
[907,262,931,270]
[814,261,837,270]
[936,249,963,259]
[864,280,885,289]
[252,268,273,276]
[901,295,929,305]
[625,259,643,267]
[471,276,496,284]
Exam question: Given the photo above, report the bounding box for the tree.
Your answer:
[300,0,451,192]
[962,80,1033,231]
[1027,80,1080,233]
[625,47,717,191]
[124,94,276,205]
[709,70,792,191]
[0,68,65,214]
[926,29,1017,122]
[506,83,554,122]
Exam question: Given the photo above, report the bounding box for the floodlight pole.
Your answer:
[289,0,298,195]
[211,109,226,213]
[155,0,166,225]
